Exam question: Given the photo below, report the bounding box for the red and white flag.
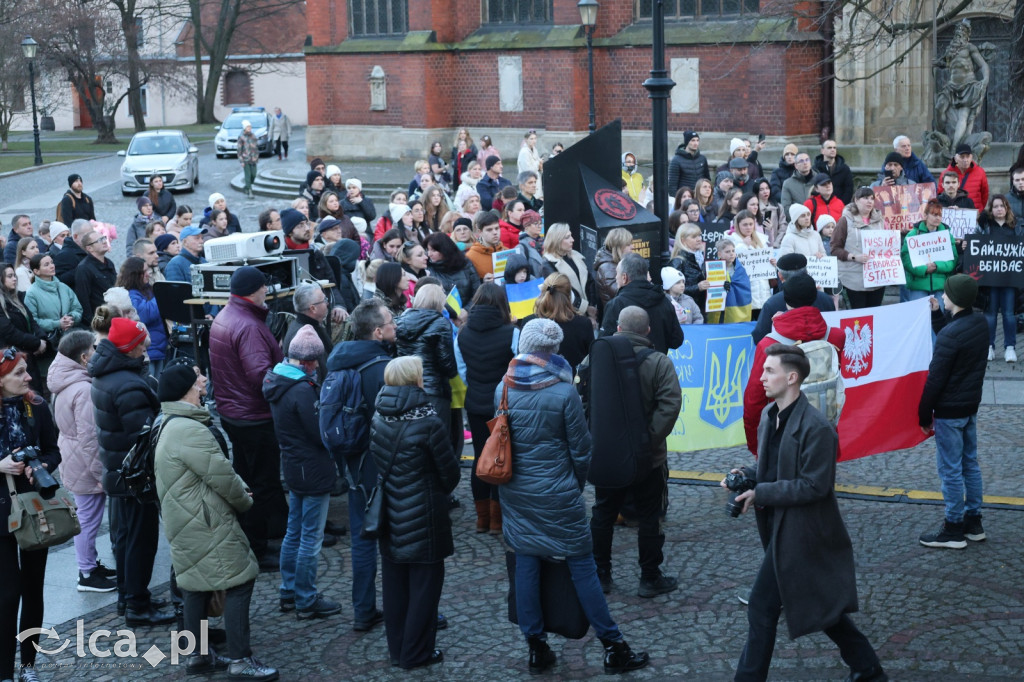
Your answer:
[823,298,933,461]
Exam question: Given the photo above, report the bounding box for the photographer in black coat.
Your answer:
[89,318,170,627]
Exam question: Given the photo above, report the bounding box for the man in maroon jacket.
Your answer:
[209,266,286,570]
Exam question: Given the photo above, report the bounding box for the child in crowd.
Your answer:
[661,267,703,325]
[714,239,752,323]
[816,214,836,254]
[502,253,533,286]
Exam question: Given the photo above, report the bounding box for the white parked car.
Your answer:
[118,130,199,196]
[214,107,273,159]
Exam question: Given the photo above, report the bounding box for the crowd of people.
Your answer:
[1,126,1020,682]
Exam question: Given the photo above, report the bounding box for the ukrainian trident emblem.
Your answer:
[700,336,749,428]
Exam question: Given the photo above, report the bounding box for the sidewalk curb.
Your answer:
[0,153,117,179]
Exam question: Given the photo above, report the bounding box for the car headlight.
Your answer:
[175,159,189,171]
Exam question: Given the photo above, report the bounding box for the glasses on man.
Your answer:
[86,236,109,247]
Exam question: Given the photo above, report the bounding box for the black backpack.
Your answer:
[581,336,654,488]
[119,414,179,504]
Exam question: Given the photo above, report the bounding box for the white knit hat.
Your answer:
[661,267,685,291]
[816,214,837,232]
[729,138,745,155]
[788,203,811,225]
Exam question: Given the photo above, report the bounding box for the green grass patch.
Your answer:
[0,155,88,174]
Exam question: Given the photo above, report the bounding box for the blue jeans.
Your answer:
[279,492,330,610]
[347,486,379,623]
[985,286,1017,348]
[514,553,621,642]
[933,415,983,523]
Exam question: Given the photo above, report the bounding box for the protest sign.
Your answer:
[872,183,937,232]
[491,248,518,280]
[905,230,955,268]
[701,221,730,260]
[806,256,839,288]
[580,225,599,266]
[736,248,775,280]
[505,278,544,319]
[962,235,1024,287]
[705,288,726,312]
[861,230,906,287]
[705,260,727,286]
[942,208,978,240]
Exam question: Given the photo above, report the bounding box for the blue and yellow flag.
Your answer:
[722,261,752,323]
[505,278,544,319]
[666,322,755,452]
[445,286,462,317]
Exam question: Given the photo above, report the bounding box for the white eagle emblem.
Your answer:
[842,320,872,378]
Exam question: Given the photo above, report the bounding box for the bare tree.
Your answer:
[0,1,32,150]
[109,0,147,132]
[174,0,304,124]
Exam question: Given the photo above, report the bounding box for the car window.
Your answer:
[224,113,267,130]
[128,136,186,155]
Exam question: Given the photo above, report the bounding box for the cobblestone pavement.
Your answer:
[31,414,1024,681]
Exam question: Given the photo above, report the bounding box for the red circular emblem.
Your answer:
[594,188,637,220]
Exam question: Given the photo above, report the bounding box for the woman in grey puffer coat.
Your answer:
[499,319,649,676]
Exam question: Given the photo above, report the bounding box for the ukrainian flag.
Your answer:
[722,261,752,323]
[505,278,545,319]
[445,287,462,317]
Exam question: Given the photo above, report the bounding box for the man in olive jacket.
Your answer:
[725,344,886,682]
[590,306,682,599]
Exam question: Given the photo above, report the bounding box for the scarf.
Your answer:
[504,352,573,390]
[0,397,28,455]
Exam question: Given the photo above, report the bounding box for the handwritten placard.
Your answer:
[861,230,906,287]
[942,208,979,240]
[702,221,730,260]
[705,288,727,312]
[806,256,839,288]
[491,248,518,279]
[873,183,937,232]
[736,248,775,280]
[962,235,1024,287]
[906,230,955,268]
[705,260,727,286]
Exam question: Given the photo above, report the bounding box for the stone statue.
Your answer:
[923,20,995,167]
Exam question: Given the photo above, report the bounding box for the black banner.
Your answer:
[962,234,1024,287]
[701,220,731,261]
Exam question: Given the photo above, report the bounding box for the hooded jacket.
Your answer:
[943,162,989,214]
[263,363,337,496]
[498,353,591,557]
[768,156,796,204]
[813,153,855,204]
[668,145,710,195]
[48,352,102,495]
[209,295,283,422]
[198,206,241,234]
[501,252,533,286]
[778,221,826,260]
[283,313,332,383]
[369,385,459,563]
[57,189,96,224]
[328,239,363,313]
[884,151,934,185]
[457,304,515,415]
[781,170,815,218]
[621,151,644,202]
[937,189,976,210]
[466,242,503,279]
[129,289,168,362]
[88,338,160,496]
[599,279,685,354]
[430,257,480,306]
[804,193,846,227]
[24,277,83,334]
[53,238,88,287]
[395,307,457,399]
[499,221,521,249]
[154,400,258,592]
[743,306,845,454]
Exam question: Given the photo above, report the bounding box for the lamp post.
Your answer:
[20,36,43,167]
[642,0,675,285]
[577,0,598,134]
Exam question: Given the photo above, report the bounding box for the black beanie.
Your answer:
[68,173,82,187]
[158,364,197,402]
[883,152,904,167]
[230,266,267,297]
[944,274,978,309]
[783,273,818,309]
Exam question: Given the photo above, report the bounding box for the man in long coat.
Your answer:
[724,344,888,682]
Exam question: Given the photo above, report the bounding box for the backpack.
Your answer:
[319,356,390,461]
[119,415,179,504]
[795,339,845,427]
[581,336,655,488]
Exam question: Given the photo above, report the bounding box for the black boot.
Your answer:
[846,664,888,682]
[527,636,556,675]
[599,638,649,674]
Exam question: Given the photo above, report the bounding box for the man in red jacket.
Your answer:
[943,143,989,211]
[743,273,845,455]
[209,266,286,570]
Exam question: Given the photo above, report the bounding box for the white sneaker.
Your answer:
[988,346,995,361]
[1006,346,1017,363]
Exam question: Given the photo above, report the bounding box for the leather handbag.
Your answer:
[6,474,81,551]
[361,423,407,540]
[476,380,512,485]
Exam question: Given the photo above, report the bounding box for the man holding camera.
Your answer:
[724,344,887,682]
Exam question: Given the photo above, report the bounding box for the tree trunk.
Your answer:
[122,10,146,132]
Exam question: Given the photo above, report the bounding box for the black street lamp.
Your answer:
[577,0,598,134]
[20,36,43,167]
[642,0,675,285]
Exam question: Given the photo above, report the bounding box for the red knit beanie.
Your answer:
[108,318,148,354]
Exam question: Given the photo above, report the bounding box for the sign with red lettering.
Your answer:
[872,183,937,232]
[861,230,906,287]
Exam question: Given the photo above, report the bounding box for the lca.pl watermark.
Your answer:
[18,620,210,669]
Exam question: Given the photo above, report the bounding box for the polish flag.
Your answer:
[822,298,933,461]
